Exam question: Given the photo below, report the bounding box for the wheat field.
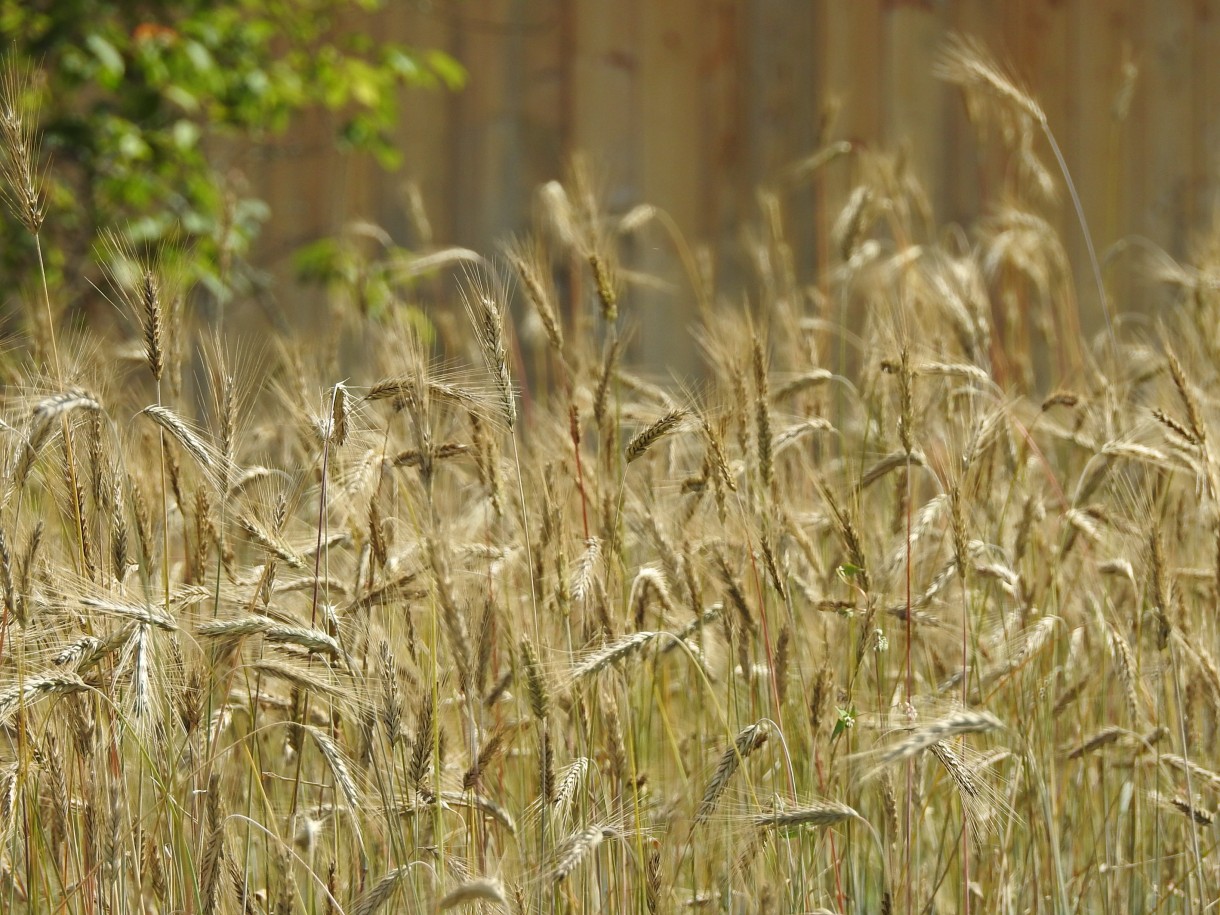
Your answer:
[0,36,1216,915]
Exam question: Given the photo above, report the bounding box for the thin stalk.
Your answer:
[1040,125,1117,363]
[960,581,970,915]
[905,456,913,915]
[288,388,337,822]
[511,433,541,639]
[1169,643,1204,907]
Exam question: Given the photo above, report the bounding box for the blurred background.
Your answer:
[249,1,1219,367]
[6,1,1220,373]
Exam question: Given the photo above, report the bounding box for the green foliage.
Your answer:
[831,704,856,742]
[293,224,447,341]
[0,0,464,304]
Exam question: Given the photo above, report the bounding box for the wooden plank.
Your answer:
[460,0,568,244]
[742,0,821,281]
[702,0,745,254]
[447,0,512,248]
[882,1,949,229]
[942,2,1004,228]
[639,0,701,232]
[823,0,883,151]
[571,0,641,209]
[1010,0,1080,366]
[1190,0,1219,243]
[1071,0,1133,317]
[1137,0,1193,261]
[517,1,567,202]
[819,0,881,279]
[372,1,456,245]
[565,0,641,344]
[1012,0,1071,235]
[637,0,703,373]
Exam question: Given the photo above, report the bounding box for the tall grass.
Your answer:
[0,37,1215,915]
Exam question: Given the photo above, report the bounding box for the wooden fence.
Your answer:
[245,0,1220,370]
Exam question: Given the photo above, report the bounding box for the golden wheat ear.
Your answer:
[460,264,517,432]
[0,56,47,236]
[937,32,1117,362]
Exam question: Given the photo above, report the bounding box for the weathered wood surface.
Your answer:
[245,0,1220,352]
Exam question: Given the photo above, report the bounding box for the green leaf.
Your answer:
[117,130,151,162]
[244,68,270,98]
[385,48,422,81]
[182,39,216,74]
[425,49,466,90]
[346,59,382,107]
[85,33,125,83]
[831,705,856,741]
[164,85,200,113]
[1,0,457,325]
[171,119,201,150]
[294,238,345,283]
[371,140,402,171]
[836,562,862,583]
